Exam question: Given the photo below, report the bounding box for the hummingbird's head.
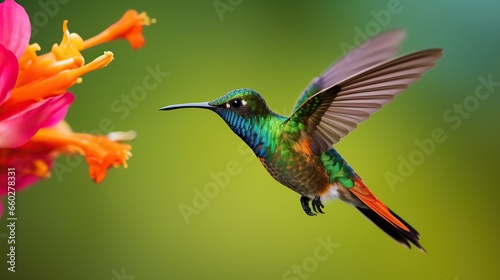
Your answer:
[207,88,271,117]
[160,89,278,149]
[159,88,272,119]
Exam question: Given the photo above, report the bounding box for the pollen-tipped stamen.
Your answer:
[6,52,114,106]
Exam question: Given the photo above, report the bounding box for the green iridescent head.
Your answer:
[208,88,271,117]
[160,88,287,156]
[159,88,271,118]
[160,88,280,151]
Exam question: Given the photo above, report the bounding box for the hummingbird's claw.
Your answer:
[312,196,325,214]
[300,195,325,216]
[300,196,316,216]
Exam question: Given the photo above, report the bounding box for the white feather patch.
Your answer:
[321,184,340,203]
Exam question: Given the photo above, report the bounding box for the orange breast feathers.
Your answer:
[293,137,313,156]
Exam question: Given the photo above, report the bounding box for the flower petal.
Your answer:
[83,10,152,50]
[0,167,48,196]
[0,0,31,58]
[0,44,18,104]
[0,92,74,148]
[30,123,133,183]
[0,141,54,198]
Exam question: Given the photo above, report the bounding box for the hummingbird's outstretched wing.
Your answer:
[292,29,406,113]
[284,48,443,154]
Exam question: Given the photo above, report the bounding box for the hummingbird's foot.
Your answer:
[312,196,325,214]
[300,195,325,216]
[300,196,315,216]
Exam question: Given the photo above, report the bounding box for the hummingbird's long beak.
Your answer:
[158,102,215,111]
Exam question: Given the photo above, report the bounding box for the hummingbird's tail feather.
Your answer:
[355,206,425,252]
[349,178,425,252]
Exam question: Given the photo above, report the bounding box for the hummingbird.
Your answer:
[160,30,442,251]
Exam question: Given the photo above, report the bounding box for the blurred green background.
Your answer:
[2,0,500,279]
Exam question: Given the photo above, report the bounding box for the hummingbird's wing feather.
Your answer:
[292,30,406,113]
[284,48,443,154]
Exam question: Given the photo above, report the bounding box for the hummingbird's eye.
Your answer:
[230,99,243,109]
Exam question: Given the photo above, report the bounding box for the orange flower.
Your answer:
[7,11,152,108]
[0,0,153,218]
[3,121,134,184]
[83,10,154,50]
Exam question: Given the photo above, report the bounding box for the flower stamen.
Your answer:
[16,21,85,88]
[5,52,113,107]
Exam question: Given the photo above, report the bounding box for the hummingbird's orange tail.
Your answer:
[349,178,425,252]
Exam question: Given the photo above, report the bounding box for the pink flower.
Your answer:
[0,0,73,148]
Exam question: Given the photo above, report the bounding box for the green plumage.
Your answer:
[320,151,354,188]
[203,88,355,197]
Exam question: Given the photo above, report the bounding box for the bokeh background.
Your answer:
[2,0,500,279]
